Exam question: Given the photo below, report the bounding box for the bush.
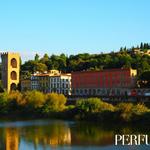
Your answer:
[7,91,23,111]
[0,92,8,114]
[66,105,75,110]
[42,93,67,113]
[99,102,115,112]
[76,98,114,113]
[23,90,45,110]
[132,103,149,115]
[115,103,134,122]
[76,98,102,113]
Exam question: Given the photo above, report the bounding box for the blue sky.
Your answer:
[0,0,150,62]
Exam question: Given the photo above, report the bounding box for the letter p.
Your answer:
[115,135,122,145]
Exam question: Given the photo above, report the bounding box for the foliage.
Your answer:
[99,102,115,112]
[76,98,101,113]
[76,98,114,113]
[42,93,67,113]
[138,71,150,88]
[115,103,134,121]
[0,90,149,124]
[0,92,8,114]
[7,90,23,111]
[20,42,150,83]
[132,103,149,115]
[23,90,45,110]
[0,80,4,92]
[115,103,149,122]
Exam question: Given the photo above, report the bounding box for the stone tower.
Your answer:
[1,52,20,92]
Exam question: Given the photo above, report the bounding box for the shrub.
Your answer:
[7,91,23,110]
[66,105,75,110]
[99,102,115,112]
[115,103,134,122]
[23,90,45,110]
[76,98,102,113]
[132,103,149,115]
[42,93,67,113]
[76,98,115,113]
[0,92,8,114]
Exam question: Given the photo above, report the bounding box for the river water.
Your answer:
[0,119,149,150]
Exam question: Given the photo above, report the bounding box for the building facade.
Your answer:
[71,68,137,96]
[49,74,71,95]
[31,70,71,95]
[21,79,31,91]
[0,52,20,92]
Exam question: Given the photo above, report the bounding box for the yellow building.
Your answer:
[0,52,20,92]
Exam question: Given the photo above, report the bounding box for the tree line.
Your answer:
[20,42,150,87]
[21,42,150,75]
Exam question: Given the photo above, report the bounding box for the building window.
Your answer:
[66,84,68,88]
[62,83,64,88]
[80,89,83,94]
[76,89,79,94]
[11,58,17,68]
[93,89,96,95]
[84,89,87,94]
[57,83,59,88]
[11,71,17,80]
[10,83,17,90]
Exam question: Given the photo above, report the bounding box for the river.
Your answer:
[0,119,149,150]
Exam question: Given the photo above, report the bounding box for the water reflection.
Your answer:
[6,128,19,150]
[20,121,71,149]
[0,120,149,150]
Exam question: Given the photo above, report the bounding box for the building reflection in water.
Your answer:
[2,121,135,149]
[16,121,72,149]
[31,123,71,149]
[4,122,72,150]
[5,128,19,150]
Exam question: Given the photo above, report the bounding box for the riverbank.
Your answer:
[0,90,150,125]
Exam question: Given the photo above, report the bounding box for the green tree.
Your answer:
[140,42,144,49]
[23,90,45,110]
[7,91,23,111]
[0,92,8,114]
[40,53,49,64]
[42,93,67,113]
[76,98,114,113]
[138,71,150,88]
[34,53,40,61]
[141,61,150,71]
[35,63,47,72]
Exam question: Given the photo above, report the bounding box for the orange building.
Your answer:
[71,68,137,96]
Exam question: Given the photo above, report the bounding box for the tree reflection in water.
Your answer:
[0,120,149,150]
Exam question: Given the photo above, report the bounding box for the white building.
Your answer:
[49,74,71,95]
[31,70,71,95]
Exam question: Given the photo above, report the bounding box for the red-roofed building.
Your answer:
[71,68,137,96]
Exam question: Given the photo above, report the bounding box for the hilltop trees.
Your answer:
[19,42,150,81]
[138,71,150,88]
